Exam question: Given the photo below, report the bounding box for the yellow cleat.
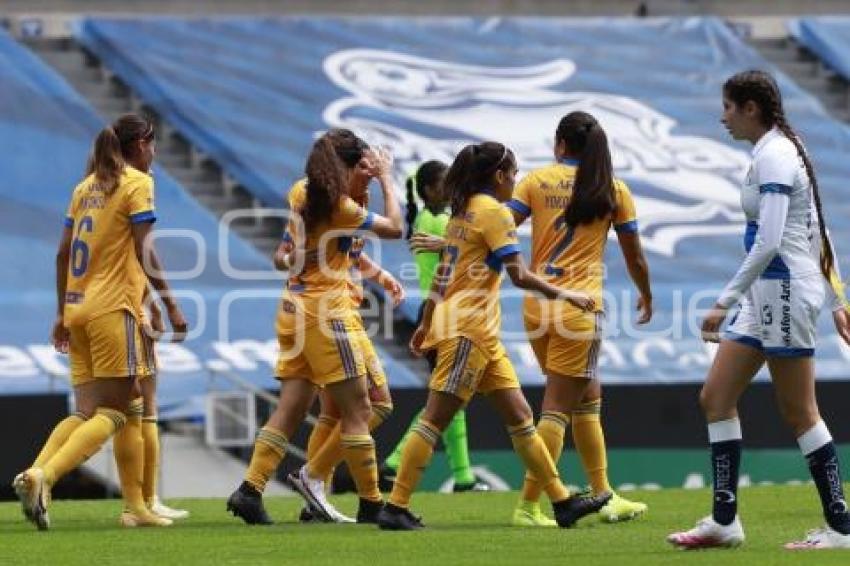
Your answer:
[511,501,558,528]
[598,492,647,523]
[119,508,173,527]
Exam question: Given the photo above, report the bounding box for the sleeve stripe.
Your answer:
[492,243,521,259]
[358,211,375,231]
[759,183,793,195]
[63,217,74,228]
[614,219,638,233]
[505,199,531,216]
[282,231,293,243]
[129,210,157,224]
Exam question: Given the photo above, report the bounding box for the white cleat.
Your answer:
[667,515,745,550]
[149,496,190,520]
[785,526,850,550]
[14,468,50,531]
[288,466,352,524]
[119,509,173,527]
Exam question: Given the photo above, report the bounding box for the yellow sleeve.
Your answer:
[64,191,76,228]
[332,196,373,231]
[481,205,520,257]
[506,171,535,217]
[612,181,638,234]
[127,175,156,224]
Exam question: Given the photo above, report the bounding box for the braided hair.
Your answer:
[723,70,835,279]
[405,160,448,239]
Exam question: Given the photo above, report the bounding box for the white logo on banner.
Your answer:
[322,48,750,257]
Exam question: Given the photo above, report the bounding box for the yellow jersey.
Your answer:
[63,166,155,326]
[276,179,373,334]
[421,192,520,359]
[507,160,637,321]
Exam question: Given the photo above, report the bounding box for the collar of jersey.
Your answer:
[476,187,497,197]
[751,126,780,157]
[559,157,580,166]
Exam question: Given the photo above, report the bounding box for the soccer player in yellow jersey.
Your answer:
[281,161,403,523]
[227,129,403,525]
[506,111,653,526]
[378,142,612,531]
[14,114,187,530]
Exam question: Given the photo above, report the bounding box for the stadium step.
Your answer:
[750,36,850,123]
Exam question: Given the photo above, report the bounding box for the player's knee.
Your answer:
[777,401,820,436]
[698,386,729,421]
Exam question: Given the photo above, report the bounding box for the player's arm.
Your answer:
[616,231,653,324]
[131,221,187,341]
[51,224,73,352]
[505,172,534,227]
[502,253,594,311]
[358,148,403,239]
[360,252,405,307]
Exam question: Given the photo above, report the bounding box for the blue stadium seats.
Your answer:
[791,16,850,81]
[0,28,422,418]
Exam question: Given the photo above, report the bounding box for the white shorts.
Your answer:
[723,274,825,357]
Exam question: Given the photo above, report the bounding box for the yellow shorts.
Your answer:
[429,336,519,402]
[69,309,154,386]
[275,315,367,387]
[524,310,604,379]
[357,328,387,390]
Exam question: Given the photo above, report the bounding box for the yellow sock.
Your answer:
[141,414,159,503]
[306,415,338,489]
[509,419,569,503]
[388,419,439,509]
[520,411,568,503]
[42,407,126,486]
[308,403,393,481]
[244,426,287,493]
[341,433,381,502]
[114,397,146,512]
[32,412,87,468]
[572,399,611,494]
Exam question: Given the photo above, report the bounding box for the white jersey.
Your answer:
[721,128,842,355]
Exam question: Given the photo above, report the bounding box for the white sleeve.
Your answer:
[717,192,789,308]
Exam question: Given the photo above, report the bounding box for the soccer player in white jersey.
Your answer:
[667,70,850,550]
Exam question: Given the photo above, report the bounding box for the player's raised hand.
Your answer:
[636,294,653,324]
[50,317,69,354]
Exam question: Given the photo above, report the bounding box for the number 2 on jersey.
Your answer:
[71,215,93,277]
[544,215,575,277]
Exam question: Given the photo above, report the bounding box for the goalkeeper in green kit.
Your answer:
[380,160,490,492]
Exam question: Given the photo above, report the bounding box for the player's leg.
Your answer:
[378,389,463,530]
[484,356,610,528]
[113,377,147,526]
[667,338,763,549]
[136,371,189,521]
[771,356,850,549]
[571,380,647,523]
[228,376,316,525]
[296,389,338,522]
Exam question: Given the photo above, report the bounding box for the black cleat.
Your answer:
[227,482,273,525]
[298,505,321,523]
[376,502,425,531]
[553,490,613,528]
[356,498,383,524]
[452,478,491,493]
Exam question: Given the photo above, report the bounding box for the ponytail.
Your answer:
[556,111,616,227]
[85,113,155,196]
[86,127,124,195]
[303,135,348,232]
[724,69,835,278]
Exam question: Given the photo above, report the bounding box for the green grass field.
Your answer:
[2,486,848,565]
